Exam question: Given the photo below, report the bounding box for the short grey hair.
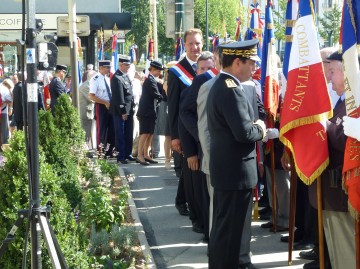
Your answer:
[197,51,214,63]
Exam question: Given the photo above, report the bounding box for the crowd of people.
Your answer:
[0,26,358,269]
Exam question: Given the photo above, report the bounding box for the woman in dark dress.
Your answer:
[136,61,164,165]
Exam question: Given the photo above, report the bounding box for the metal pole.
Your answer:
[152,0,158,59]
[175,0,185,38]
[68,0,79,111]
[25,0,42,267]
[205,0,209,50]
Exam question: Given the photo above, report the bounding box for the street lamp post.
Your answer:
[206,0,209,50]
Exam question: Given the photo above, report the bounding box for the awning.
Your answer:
[80,13,132,31]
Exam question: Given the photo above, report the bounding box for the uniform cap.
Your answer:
[150,60,164,70]
[326,51,342,62]
[118,55,131,64]
[56,64,67,72]
[99,60,112,67]
[220,39,260,62]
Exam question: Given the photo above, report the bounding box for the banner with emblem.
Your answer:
[279,0,332,185]
[341,0,360,220]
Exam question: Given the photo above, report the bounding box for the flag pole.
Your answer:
[356,220,360,269]
[270,117,277,232]
[288,152,297,265]
[316,176,325,269]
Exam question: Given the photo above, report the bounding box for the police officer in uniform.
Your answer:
[49,64,67,112]
[89,60,114,154]
[110,55,135,164]
[207,39,266,269]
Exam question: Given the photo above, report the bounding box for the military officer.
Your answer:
[49,64,67,112]
[89,60,114,154]
[207,39,266,269]
[110,55,135,164]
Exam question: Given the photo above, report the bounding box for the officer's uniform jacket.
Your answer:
[207,72,264,190]
[110,69,134,116]
[89,72,111,102]
[49,76,66,111]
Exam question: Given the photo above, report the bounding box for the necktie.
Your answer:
[334,97,342,108]
[192,63,197,73]
[104,78,112,99]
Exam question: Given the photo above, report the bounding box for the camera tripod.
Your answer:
[0,206,68,269]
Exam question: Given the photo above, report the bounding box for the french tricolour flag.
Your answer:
[279,0,332,185]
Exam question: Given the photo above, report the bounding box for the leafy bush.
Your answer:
[0,131,89,268]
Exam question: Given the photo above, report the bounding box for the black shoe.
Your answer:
[202,236,209,243]
[175,203,190,216]
[260,221,273,229]
[192,223,203,233]
[299,248,319,260]
[303,260,319,269]
[136,158,149,165]
[259,206,270,215]
[259,210,271,220]
[144,157,158,164]
[239,262,257,269]
[294,241,314,251]
[126,155,136,161]
[118,159,128,164]
[280,231,302,243]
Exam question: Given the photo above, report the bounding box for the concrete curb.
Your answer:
[118,165,157,269]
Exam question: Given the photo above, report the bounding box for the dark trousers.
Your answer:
[200,171,210,240]
[175,152,186,205]
[113,114,134,161]
[296,179,313,243]
[209,188,253,269]
[95,103,114,153]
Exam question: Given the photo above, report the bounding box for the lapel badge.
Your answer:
[225,78,237,88]
[336,117,342,126]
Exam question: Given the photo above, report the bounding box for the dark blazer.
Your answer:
[12,82,23,123]
[179,74,210,158]
[207,73,264,190]
[167,57,196,140]
[136,74,163,119]
[309,100,348,212]
[49,77,65,111]
[110,69,134,116]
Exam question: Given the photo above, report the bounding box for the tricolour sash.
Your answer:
[170,63,194,87]
[204,68,219,80]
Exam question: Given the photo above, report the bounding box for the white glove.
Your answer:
[263,128,280,142]
[254,119,266,138]
[342,116,360,141]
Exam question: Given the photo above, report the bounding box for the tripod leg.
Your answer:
[0,209,28,258]
[39,215,68,269]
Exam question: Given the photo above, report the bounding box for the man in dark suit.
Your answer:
[179,51,217,239]
[207,39,266,269]
[49,64,67,112]
[11,72,24,130]
[167,28,203,220]
[308,51,356,269]
[110,55,135,164]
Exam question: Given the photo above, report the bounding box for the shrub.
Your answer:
[0,131,89,268]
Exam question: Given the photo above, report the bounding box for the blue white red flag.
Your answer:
[341,0,360,220]
[111,34,118,74]
[129,44,138,64]
[98,34,104,61]
[175,37,184,61]
[279,0,332,184]
[261,0,279,121]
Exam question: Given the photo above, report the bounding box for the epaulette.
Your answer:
[225,78,237,88]
[93,75,99,80]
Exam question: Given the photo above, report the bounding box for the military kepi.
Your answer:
[150,60,164,70]
[220,39,260,62]
[118,55,131,64]
[56,64,67,72]
[99,60,112,67]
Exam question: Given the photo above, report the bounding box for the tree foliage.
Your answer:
[272,0,288,42]
[318,4,342,46]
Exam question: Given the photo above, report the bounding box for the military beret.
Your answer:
[56,64,67,72]
[150,60,164,70]
[99,60,112,67]
[118,55,131,64]
[327,51,342,62]
[220,39,260,62]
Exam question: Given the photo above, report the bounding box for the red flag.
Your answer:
[279,0,332,185]
[234,17,241,41]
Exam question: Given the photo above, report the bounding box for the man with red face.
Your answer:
[167,28,203,232]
